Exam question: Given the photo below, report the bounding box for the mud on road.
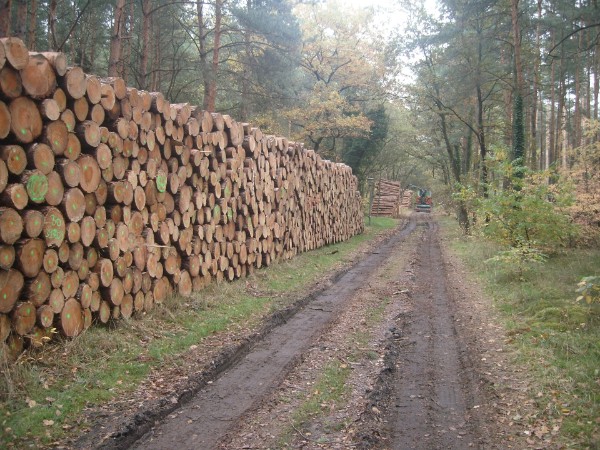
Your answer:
[81,214,528,449]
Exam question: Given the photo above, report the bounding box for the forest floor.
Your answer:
[67,214,542,450]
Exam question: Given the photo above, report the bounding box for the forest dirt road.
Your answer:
[81,214,531,450]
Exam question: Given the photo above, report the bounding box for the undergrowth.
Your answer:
[442,216,600,448]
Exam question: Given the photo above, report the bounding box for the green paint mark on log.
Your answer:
[26,172,48,203]
[156,173,167,193]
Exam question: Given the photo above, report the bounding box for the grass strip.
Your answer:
[0,216,398,448]
[441,216,600,447]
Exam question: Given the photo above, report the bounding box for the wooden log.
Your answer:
[1,183,28,209]
[0,100,10,139]
[32,51,67,76]
[53,87,67,111]
[77,154,101,193]
[26,142,55,174]
[36,304,54,328]
[59,66,87,99]
[0,65,22,99]
[12,301,36,335]
[101,77,127,100]
[85,75,102,104]
[80,216,96,247]
[21,169,48,204]
[48,288,64,313]
[22,209,44,238]
[26,271,51,306]
[100,83,116,111]
[20,53,56,99]
[71,96,89,122]
[0,244,15,270]
[64,132,81,160]
[62,187,86,222]
[38,98,61,120]
[43,248,59,273]
[0,144,27,175]
[0,207,23,244]
[76,120,101,147]
[16,238,45,277]
[45,170,64,206]
[1,37,29,70]
[60,298,84,337]
[94,258,114,287]
[9,96,42,143]
[0,269,24,313]
[62,270,79,298]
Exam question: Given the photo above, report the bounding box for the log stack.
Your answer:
[0,37,364,355]
[370,179,402,217]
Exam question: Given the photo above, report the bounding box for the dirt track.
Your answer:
[80,215,528,449]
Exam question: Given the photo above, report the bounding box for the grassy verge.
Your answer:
[440,216,600,447]
[0,216,399,448]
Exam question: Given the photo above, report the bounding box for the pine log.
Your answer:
[9,96,42,143]
[1,183,28,209]
[62,187,86,222]
[22,209,44,238]
[21,169,48,204]
[0,65,22,98]
[0,207,23,244]
[26,271,51,306]
[12,301,36,335]
[1,37,29,70]
[32,51,67,76]
[0,100,10,138]
[0,269,24,313]
[26,142,55,174]
[77,154,101,193]
[20,53,56,99]
[0,144,27,175]
[0,245,15,270]
[16,238,45,277]
[45,170,64,206]
[59,66,87,99]
[60,298,83,337]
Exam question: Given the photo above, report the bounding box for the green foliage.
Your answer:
[576,276,600,305]
[443,216,600,447]
[477,162,578,255]
[342,104,389,186]
[485,240,547,279]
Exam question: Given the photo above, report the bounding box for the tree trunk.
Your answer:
[140,0,152,90]
[27,0,37,50]
[204,0,223,111]
[108,0,126,77]
[48,0,57,50]
[511,0,524,163]
[0,0,11,37]
[14,0,26,40]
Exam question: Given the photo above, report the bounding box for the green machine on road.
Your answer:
[409,185,433,212]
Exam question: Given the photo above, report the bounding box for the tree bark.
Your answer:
[140,0,152,90]
[108,0,126,77]
[48,0,57,50]
[14,0,26,40]
[27,0,37,50]
[0,0,11,37]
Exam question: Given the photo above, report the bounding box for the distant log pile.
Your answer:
[370,179,402,217]
[0,37,363,356]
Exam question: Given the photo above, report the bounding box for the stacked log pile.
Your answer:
[400,190,412,209]
[370,179,401,217]
[0,37,363,355]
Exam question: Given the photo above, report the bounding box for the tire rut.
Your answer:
[362,217,482,449]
